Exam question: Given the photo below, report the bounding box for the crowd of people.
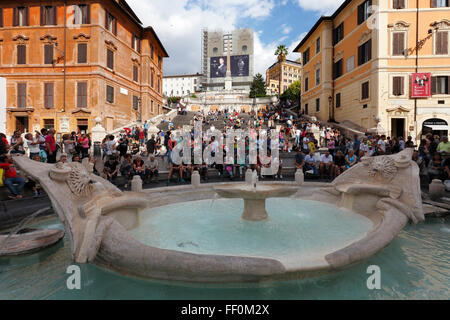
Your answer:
[2,108,450,199]
[0,128,96,199]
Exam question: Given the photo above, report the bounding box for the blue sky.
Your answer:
[126,0,345,76]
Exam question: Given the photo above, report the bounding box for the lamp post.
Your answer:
[137,97,142,123]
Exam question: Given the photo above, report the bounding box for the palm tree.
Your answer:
[275,45,288,98]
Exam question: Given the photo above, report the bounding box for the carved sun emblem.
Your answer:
[67,163,93,197]
[368,157,397,181]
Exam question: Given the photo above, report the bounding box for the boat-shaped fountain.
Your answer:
[12,149,424,283]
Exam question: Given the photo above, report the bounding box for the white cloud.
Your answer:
[287,31,307,58]
[281,24,292,35]
[294,0,345,14]
[126,0,280,77]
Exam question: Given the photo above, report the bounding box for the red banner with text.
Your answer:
[411,73,431,98]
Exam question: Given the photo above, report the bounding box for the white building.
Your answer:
[163,73,203,97]
[0,77,6,134]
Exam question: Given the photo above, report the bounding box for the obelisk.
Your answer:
[224,35,232,91]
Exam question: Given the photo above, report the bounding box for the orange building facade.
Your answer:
[0,0,168,137]
[295,0,450,140]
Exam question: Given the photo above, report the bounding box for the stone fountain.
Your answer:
[12,149,424,283]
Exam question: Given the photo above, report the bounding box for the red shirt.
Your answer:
[139,131,145,139]
[0,163,18,179]
[45,135,57,152]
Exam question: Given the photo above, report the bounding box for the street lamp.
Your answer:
[137,97,142,123]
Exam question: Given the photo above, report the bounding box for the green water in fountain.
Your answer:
[0,213,449,300]
[129,199,372,264]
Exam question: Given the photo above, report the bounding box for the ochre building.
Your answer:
[294,0,450,140]
[265,59,302,95]
[0,0,168,136]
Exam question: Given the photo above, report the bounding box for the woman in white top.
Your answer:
[25,133,40,159]
[63,134,76,161]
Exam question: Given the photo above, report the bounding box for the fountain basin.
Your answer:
[90,182,408,283]
[12,150,425,284]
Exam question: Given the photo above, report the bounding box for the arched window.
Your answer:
[242,45,247,52]
[213,47,218,54]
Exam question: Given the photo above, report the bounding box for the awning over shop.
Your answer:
[425,125,450,131]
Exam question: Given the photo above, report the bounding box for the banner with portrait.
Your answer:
[210,55,249,78]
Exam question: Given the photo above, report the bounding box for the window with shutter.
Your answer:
[41,6,57,26]
[333,59,343,79]
[84,5,91,24]
[74,5,90,24]
[336,93,341,108]
[433,76,450,94]
[392,77,404,96]
[14,7,29,26]
[393,0,406,9]
[358,39,372,65]
[133,66,138,82]
[44,45,54,64]
[432,0,450,7]
[303,48,310,65]
[358,1,371,25]
[106,85,114,103]
[13,7,18,26]
[77,82,87,108]
[18,83,26,108]
[333,23,344,45]
[435,31,448,55]
[105,11,117,35]
[107,49,114,69]
[393,32,405,56]
[44,83,54,108]
[0,8,4,28]
[17,45,26,64]
[133,96,138,110]
[316,98,320,112]
[78,43,87,63]
[431,76,437,94]
[20,7,29,26]
[362,81,370,100]
[305,77,309,92]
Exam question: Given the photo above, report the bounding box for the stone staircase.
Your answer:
[157,112,256,132]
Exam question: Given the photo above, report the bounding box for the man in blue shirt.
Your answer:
[294,149,305,171]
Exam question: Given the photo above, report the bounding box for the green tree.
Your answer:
[281,80,302,102]
[274,45,289,97]
[167,96,181,104]
[250,73,267,98]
